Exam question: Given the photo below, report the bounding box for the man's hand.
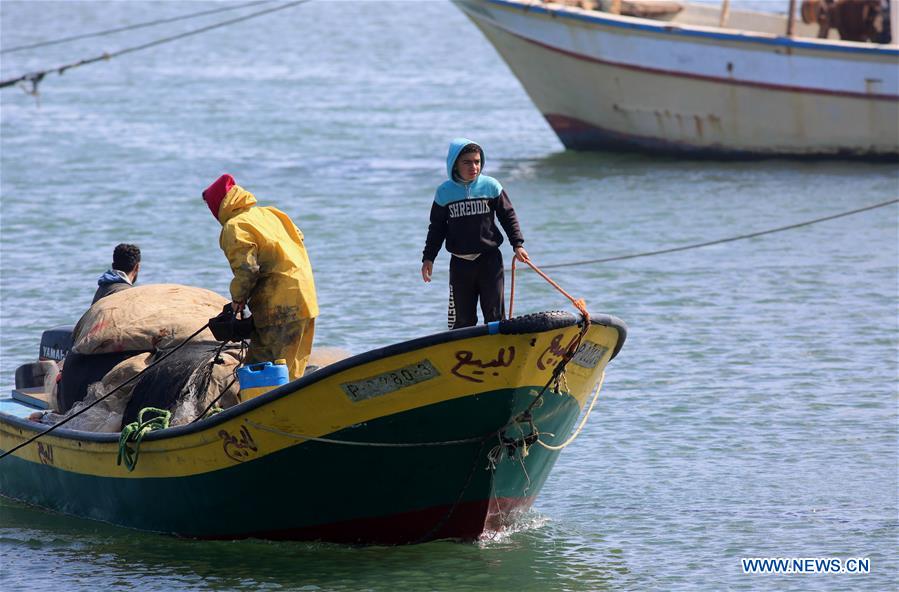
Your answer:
[231,300,246,317]
[421,260,433,283]
[514,246,530,263]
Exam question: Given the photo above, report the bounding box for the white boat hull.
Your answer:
[456,0,899,158]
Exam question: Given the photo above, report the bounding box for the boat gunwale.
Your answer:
[471,0,899,57]
[0,311,626,445]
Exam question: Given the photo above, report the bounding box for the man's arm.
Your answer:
[494,190,528,260]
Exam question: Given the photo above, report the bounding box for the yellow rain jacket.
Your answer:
[217,185,318,378]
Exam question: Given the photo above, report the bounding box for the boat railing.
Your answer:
[535,0,895,43]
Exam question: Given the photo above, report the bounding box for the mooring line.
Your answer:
[535,198,898,270]
[0,0,312,93]
[1,1,270,55]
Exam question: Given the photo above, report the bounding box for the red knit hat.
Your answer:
[202,174,235,219]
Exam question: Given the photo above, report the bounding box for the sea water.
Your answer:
[1,1,896,590]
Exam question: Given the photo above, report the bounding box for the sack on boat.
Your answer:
[305,346,351,374]
[41,361,61,412]
[39,353,152,432]
[122,344,242,429]
[72,284,228,355]
[56,351,138,413]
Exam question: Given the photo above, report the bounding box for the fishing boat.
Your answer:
[0,310,626,544]
[455,0,899,158]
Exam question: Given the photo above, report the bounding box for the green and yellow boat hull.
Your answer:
[0,311,626,543]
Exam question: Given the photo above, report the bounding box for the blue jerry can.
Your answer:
[237,359,289,401]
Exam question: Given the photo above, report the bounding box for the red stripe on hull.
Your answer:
[497,22,898,102]
[198,496,536,545]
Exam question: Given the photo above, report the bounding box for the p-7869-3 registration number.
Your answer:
[341,360,440,402]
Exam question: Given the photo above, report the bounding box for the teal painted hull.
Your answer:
[0,387,580,543]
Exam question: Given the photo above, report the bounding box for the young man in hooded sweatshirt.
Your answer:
[421,138,529,329]
[202,174,318,380]
[92,243,141,304]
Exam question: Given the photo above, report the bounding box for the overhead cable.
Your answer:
[0,0,311,93]
[537,198,898,270]
[1,1,270,55]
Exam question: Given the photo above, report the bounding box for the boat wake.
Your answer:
[477,509,550,545]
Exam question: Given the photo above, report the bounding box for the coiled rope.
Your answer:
[1,1,270,55]
[117,407,171,472]
[0,0,312,93]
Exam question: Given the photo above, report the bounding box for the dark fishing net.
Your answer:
[57,351,142,413]
[122,343,242,428]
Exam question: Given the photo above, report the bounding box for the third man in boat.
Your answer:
[202,174,318,380]
[92,243,141,304]
[421,138,529,329]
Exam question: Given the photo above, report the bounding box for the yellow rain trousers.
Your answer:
[217,185,319,379]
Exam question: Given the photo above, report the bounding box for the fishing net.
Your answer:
[122,343,241,428]
[38,352,151,432]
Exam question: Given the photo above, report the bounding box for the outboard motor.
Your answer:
[14,325,74,390]
[39,325,74,361]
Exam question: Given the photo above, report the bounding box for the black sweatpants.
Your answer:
[448,248,504,329]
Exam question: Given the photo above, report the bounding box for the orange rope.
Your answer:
[508,256,590,322]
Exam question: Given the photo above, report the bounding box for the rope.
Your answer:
[116,407,171,472]
[190,338,253,423]
[245,418,484,447]
[536,198,898,271]
[0,321,211,461]
[1,1,270,55]
[193,376,238,423]
[0,0,312,92]
[506,256,592,425]
[187,338,240,424]
[536,372,604,451]
[509,256,589,320]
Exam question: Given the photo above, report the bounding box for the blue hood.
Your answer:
[446,137,485,183]
[97,269,132,287]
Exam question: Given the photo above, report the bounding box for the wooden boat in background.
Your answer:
[0,311,626,544]
[455,0,899,158]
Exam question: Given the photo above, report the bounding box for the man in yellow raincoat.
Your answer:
[202,174,318,379]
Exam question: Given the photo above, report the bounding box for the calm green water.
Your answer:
[1,1,897,590]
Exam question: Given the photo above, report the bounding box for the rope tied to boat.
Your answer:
[535,371,605,451]
[509,255,590,322]
[244,419,486,447]
[117,407,171,472]
[508,254,593,406]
